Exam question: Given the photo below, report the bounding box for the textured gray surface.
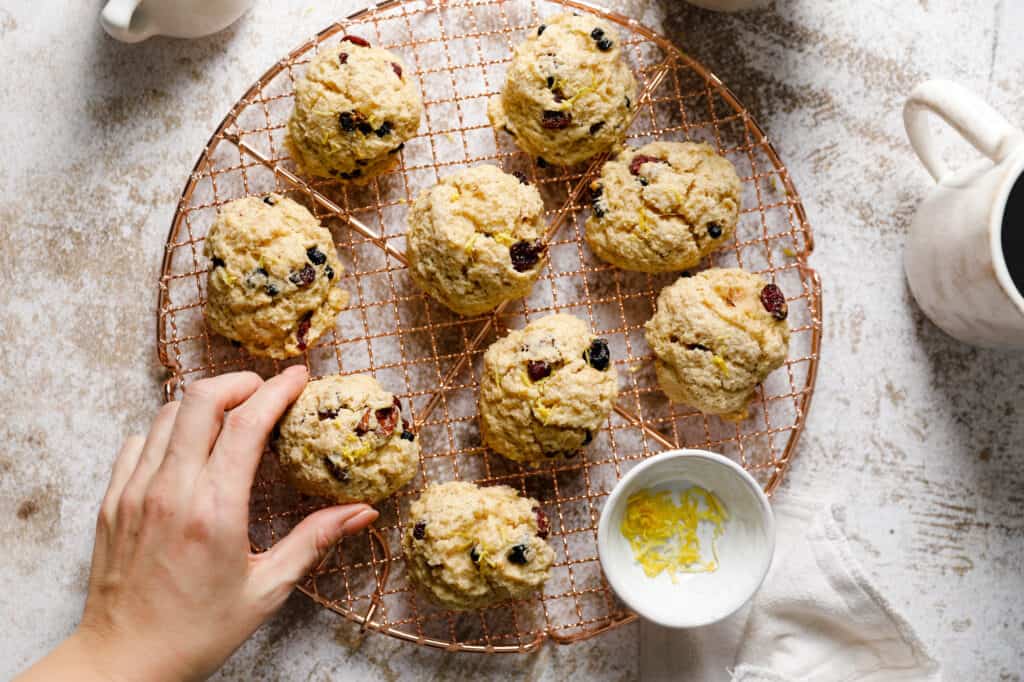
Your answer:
[1,0,1022,679]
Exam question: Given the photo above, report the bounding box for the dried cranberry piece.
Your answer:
[357,121,374,135]
[509,239,545,272]
[596,38,613,51]
[318,408,339,420]
[537,24,546,35]
[546,76,555,88]
[589,121,605,135]
[290,264,316,286]
[552,88,566,104]
[541,109,572,129]
[590,28,605,40]
[400,430,415,441]
[375,121,392,137]
[375,406,399,437]
[324,265,334,280]
[413,520,427,540]
[339,111,356,132]
[339,52,348,65]
[323,456,349,482]
[296,313,312,350]
[584,338,610,371]
[391,62,403,78]
[527,360,552,381]
[512,170,529,184]
[760,284,788,321]
[628,154,665,176]
[508,544,529,564]
[527,360,553,381]
[211,256,226,268]
[707,222,723,239]
[533,506,550,539]
[341,34,370,47]
[307,246,327,265]
[354,408,372,436]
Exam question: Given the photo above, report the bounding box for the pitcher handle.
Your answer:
[903,79,1024,183]
[100,0,157,43]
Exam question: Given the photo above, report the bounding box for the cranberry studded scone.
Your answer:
[273,374,419,504]
[644,268,790,421]
[587,142,742,272]
[488,13,637,167]
[406,165,547,316]
[402,481,554,610]
[287,35,422,183]
[479,313,619,465]
[204,194,348,359]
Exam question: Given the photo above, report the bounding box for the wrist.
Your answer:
[70,625,186,682]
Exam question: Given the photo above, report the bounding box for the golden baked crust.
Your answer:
[479,313,619,465]
[644,268,790,420]
[203,194,348,359]
[488,13,637,166]
[586,141,741,273]
[402,481,554,610]
[406,164,547,316]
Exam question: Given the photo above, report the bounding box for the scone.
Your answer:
[488,13,637,166]
[402,481,554,610]
[644,268,790,420]
[586,142,742,272]
[406,165,547,316]
[273,374,419,504]
[479,313,619,465]
[204,194,348,358]
[287,35,422,182]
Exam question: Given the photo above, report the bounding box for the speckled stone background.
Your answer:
[1,1,1022,680]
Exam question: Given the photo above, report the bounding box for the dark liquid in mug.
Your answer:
[1004,173,1024,295]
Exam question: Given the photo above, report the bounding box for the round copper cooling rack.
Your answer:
[156,0,822,653]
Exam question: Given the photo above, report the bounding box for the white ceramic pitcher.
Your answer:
[99,0,252,43]
[903,79,1024,349]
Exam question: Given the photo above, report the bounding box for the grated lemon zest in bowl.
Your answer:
[620,487,729,580]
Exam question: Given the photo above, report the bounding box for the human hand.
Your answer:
[19,367,378,682]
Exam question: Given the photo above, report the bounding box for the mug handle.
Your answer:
[99,0,156,43]
[903,79,1024,183]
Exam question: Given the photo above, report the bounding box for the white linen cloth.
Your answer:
[639,495,941,682]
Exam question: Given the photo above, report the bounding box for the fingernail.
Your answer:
[341,508,378,535]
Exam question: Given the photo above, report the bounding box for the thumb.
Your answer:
[257,504,379,587]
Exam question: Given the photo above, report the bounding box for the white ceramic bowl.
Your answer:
[597,449,775,628]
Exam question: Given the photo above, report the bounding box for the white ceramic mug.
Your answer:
[903,80,1024,349]
[99,0,252,43]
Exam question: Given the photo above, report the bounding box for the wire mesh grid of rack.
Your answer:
[156,0,822,653]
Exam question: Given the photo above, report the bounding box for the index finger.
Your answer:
[205,364,308,496]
